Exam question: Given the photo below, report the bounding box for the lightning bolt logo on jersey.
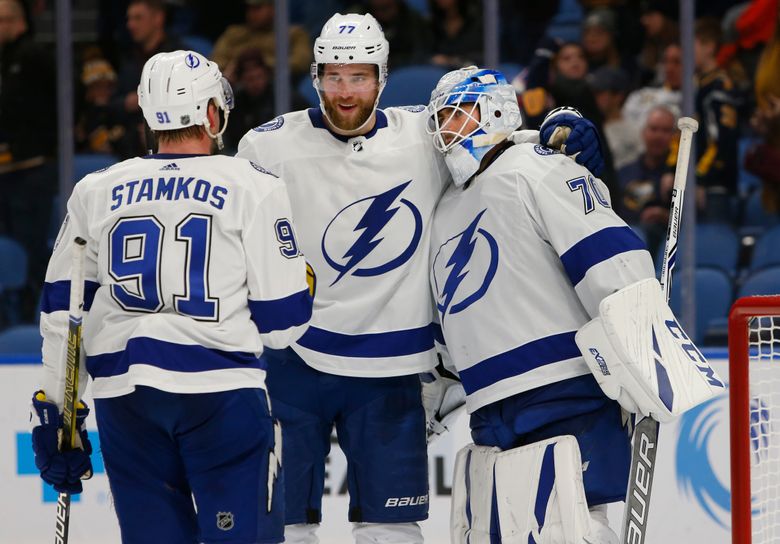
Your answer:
[432,209,499,322]
[322,180,423,285]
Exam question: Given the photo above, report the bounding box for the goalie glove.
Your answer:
[575,279,726,423]
[420,358,466,442]
[30,391,93,494]
[540,106,605,175]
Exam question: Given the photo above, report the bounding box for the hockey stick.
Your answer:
[620,117,698,544]
[55,237,88,544]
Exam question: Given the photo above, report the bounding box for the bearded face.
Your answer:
[318,63,380,132]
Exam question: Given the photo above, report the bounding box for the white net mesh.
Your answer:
[749,315,780,543]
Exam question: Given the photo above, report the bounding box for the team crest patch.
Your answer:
[249,161,278,177]
[395,104,426,113]
[216,512,234,531]
[253,116,284,132]
[533,144,558,156]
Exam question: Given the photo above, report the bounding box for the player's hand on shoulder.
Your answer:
[30,391,93,494]
[540,106,605,175]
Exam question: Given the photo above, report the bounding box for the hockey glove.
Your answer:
[540,106,605,175]
[30,391,93,494]
[420,362,466,442]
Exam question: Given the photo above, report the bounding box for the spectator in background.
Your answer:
[590,65,641,169]
[638,0,679,86]
[582,8,639,85]
[222,48,309,152]
[76,58,134,158]
[694,17,739,218]
[114,0,184,155]
[617,105,678,255]
[367,0,431,67]
[212,0,312,82]
[0,0,57,320]
[745,4,780,214]
[429,0,483,69]
[623,42,682,131]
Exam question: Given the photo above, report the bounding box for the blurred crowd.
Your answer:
[0,0,779,333]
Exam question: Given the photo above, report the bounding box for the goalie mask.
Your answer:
[427,67,521,187]
[311,13,389,133]
[138,50,234,148]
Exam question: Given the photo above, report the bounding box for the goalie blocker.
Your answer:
[576,278,725,423]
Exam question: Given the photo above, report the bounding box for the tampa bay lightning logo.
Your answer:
[185,52,200,69]
[676,394,735,529]
[321,180,422,285]
[253,116,284,132]
[432,209,499,321]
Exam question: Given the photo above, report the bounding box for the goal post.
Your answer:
[730,295,780,544]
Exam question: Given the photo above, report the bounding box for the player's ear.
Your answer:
[206,100,220,133]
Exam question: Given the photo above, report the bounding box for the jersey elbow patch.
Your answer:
[249,288,313,334]
[559,226,647,286]
[40,280,100,314]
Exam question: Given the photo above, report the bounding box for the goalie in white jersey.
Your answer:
[237,12,608,544]
[29,51,312,543]
[427,67,724,543]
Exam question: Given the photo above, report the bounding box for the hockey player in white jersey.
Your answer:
[29,50,312,543]
[236,13,608,544]
[426,67,724,543]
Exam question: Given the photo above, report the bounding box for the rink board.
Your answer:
[0,353,732,543]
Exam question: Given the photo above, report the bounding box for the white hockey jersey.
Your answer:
[40,153,312,406]
[237,108,449,377]
[430,143,655,413]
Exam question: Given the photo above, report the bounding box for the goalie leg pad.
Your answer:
[576,278,726,423]
[451,436,599,543]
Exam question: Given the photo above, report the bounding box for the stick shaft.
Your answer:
[659,118,698,302]
[620,118,698,544]
[55,237,87,544]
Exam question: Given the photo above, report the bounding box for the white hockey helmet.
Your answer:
[138,50,234,143]
[311,13,389,128]
[427,66,522,187]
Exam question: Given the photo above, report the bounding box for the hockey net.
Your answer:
[730,295,780,544]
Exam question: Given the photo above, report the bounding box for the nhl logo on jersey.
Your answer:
[432,209,499,321]
[216,511,234,531]
[321,180,423,286]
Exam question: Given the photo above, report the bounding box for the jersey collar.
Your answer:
[142,153,210,159]
[307,108,388,142]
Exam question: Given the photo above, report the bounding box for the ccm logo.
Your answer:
[589,348,611,376]
[385,495,429,507]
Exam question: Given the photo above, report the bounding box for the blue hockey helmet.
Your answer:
[427,66,521,187]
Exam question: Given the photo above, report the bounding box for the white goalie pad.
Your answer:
[451,436,596,544]
[575,278,726,423]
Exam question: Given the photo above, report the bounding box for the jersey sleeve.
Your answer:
[38,185,99,409]
[519,152,656,317]
[243,181,312,349]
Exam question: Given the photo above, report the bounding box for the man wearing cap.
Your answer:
[212,0,312,81]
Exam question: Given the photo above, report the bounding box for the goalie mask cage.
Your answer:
[730,295,780,544]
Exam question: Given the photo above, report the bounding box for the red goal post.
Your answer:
[730,295,780,544]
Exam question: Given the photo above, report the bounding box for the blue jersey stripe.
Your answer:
[460,331,580,395]
[87,337,267,378]
[296,324,434,358]
[560,226,647,286]
[41,280,100,314]
[249,288,313,334]
[431,322,446,345]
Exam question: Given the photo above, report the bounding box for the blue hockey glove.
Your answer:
[540,106,605,175]
[30,391,93,494]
